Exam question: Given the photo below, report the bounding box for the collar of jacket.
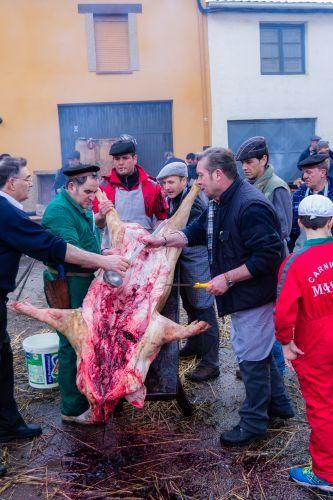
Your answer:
[60,187,91,218]
[253,164,274,192]
[218,175,242,206]
[104,164,148,189]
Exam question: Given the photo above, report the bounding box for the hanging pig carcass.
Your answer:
[10,184,209,423]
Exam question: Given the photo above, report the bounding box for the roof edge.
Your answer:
[206,1,333,12]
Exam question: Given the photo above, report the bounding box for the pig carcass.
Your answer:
[11,184,209,422]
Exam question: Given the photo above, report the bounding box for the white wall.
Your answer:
[208,11,333,146]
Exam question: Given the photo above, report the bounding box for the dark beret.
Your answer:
[235,136,268,162]
[298,153,329,170]
[63,163,100,176]
[110,139,136,156]
[310,135,321,142]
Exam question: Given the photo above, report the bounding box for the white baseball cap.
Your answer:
[298,194,333,220]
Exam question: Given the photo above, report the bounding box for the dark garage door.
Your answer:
[58,100,173,177]
[228,118,315,182]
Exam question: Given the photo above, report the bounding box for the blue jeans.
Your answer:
[272,340,285,377]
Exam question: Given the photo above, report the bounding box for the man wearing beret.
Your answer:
[43,163,129,424]
[0,156,129,475]
[143,147,293,446]
[235,136,292,377]
[156,161,220,382]
[289,153,333,251]
[94,135,168,239]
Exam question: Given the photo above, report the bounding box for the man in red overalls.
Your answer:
[275,194,333,493]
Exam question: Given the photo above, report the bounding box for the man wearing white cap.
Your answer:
[156,161,220,382]
[275,194,333,493]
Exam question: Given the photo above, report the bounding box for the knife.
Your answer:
[164,282,210,289]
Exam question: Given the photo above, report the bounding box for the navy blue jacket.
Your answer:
[0,196,66,294]
[183,177,283,316]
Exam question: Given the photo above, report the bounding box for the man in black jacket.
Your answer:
[156,161,220,382]
[143,147,293,447]
[0,156,129,475]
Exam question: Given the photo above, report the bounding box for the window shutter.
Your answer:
[94,15,130,72]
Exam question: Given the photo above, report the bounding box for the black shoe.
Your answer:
[179,345,200,358]
[185,365,220,382]
[0,465,7,477]
[0,423,42,443]
[268,408,295,420]
[220,425,267,447]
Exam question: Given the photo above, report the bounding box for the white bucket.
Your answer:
[22,332,59,389]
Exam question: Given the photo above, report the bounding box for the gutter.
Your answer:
[201,0,333,13]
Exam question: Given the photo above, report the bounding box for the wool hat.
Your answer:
[235,136,268,162]
[156,161,188,181]
[297,153,329,170]
[310,135,321,142]
[110,134,137,156]
[63,163,100,176]
[298,194,333,219]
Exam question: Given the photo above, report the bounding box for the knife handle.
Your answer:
[193,282,210,289]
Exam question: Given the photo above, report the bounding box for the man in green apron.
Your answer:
[43,164,104,424]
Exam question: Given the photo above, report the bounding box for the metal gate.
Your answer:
[58,100,173,177]
[228,118,316,181]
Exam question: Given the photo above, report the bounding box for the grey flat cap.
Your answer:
[157,161,188,181]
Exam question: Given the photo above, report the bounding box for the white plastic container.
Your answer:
[22,332,59,389]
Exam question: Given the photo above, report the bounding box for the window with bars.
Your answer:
[260,23,305,75]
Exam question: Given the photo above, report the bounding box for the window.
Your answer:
[78,4,141,74]
[260,23,305,75]
[94,15,130,73]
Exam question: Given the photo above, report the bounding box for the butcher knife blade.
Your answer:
[164,282,210,288]
[104,220,168,287]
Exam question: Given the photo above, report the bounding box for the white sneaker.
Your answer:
[61,408,95,425]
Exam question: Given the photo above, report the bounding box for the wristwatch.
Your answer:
[224,272,234,288]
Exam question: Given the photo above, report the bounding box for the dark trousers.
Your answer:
[0,298,25,432]
[238,352,293,434]
[181,292,220,369]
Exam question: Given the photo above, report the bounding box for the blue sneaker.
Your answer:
[289,466,333,492]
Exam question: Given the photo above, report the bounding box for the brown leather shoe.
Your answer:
[185,365,220,382]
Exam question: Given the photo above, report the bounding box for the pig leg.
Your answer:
[9,301,87,354]
[122,313,209,406]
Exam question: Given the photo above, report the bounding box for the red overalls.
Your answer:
[275,238,333,482]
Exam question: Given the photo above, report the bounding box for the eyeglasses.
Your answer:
[13,176,32,183]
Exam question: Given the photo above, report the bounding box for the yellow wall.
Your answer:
[0,0,210,177]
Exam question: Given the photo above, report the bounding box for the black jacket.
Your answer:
[184,177,284,316]
[0,196,66,294]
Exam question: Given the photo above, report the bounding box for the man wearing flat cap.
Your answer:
[275,194,333,493]
[94,135,168,240]
[298,135,321,164]
[42,164,129,424]
[156,161,220,382]
[289,153,333,251]
[235,136,292,377]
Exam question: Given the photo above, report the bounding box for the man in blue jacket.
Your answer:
[143,147,293,446]
[0,155,129,476]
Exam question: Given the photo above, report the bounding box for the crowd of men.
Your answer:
[0,134,332,493]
